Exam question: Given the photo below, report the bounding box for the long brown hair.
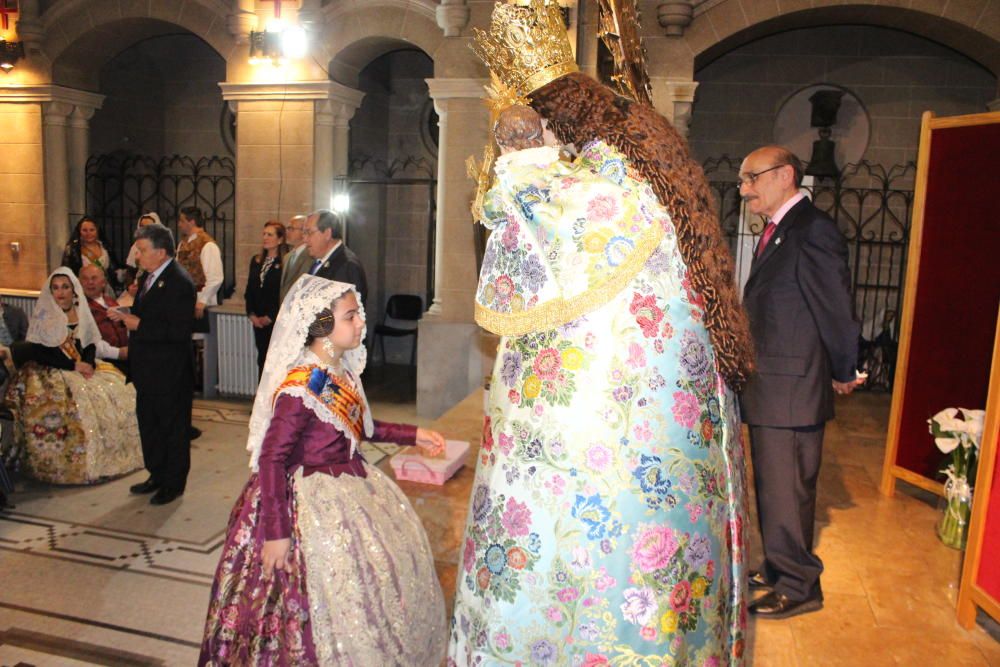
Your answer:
[531,72,754,390]
[257,220,287,264]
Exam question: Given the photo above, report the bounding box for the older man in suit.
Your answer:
[302,209,368,306]
[278,214,309,303]
[739,146,864,619]
[109,223,196,505]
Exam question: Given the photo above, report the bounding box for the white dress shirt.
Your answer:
[189,233,224,306]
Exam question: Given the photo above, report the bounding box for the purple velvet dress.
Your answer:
[200,370,446,666]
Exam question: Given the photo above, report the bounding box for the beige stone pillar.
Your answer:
[220,80,360,303]
[418,78,490,418]
[41,102,71,270]
[314,83,364,210]
[0,85,102,287]
[649,77,699,139]
[68,104,97,218]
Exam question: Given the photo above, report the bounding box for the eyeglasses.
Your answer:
[738,164,788,187]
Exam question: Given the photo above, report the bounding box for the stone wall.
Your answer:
[90,35,228,160]
[688,26,997,167]
[350,50,436,364]
[0,103,46,290]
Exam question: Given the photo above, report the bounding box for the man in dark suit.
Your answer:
[739,146,864,618]
[302,209,368,306]
[109,223,196,505]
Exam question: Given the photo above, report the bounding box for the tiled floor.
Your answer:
[1,389,998,665]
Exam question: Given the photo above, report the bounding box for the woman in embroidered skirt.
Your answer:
[200,276,448,666]
[3,268,141,484]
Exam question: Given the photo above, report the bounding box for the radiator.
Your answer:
[1,293,38,319]
[215,312,259,397]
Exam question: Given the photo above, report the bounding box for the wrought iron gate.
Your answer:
[85,153,237,296]
[703,157,916,391]
[343,154,437,326]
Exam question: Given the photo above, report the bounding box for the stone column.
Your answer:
[42,101,72,270]
[314,83,364,210]
[67,104,97,218]
[649,77,699,138]
[220,80,363,302]
[419,78,489,418]
[0,84,103,282]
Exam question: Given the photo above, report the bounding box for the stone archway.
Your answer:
[42,0,235,87]
[645,0,1000,132]
[38,7,233,290]
[684,1,1000,78]
[315,2,444,84]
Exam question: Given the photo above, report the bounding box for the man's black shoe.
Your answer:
[129,478,160,495]
[748,570,772,590]
[150,488,183,505]
[749,590,823,619]
[190,426,202,441]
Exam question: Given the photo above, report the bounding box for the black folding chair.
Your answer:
[372,294,423,366]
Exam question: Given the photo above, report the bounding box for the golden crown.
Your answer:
[472,0,579,99]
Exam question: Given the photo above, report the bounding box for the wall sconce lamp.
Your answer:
[0,39,25,73]
[249,23,307,66]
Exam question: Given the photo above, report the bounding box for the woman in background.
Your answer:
[244,220,286,378]
[61,216,121,292]
[125,212,162,268]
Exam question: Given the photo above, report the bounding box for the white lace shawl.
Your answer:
[246,275,373,470]
[26,267,102,350]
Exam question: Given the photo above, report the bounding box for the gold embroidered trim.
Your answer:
[475,221,665,336]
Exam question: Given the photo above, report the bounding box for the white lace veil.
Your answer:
[246,275,372,470]
[26,267,102,350]
[137,211,162,231]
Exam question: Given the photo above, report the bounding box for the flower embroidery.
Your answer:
[501,497,532,537]
[587,194,620,222]
[630,292,664,338]
[586,444,612,471]
[500,352,523,388]
[672,390,700,430]
[631,524,680,573]
[621,587,657,625]
[533,348,562,380]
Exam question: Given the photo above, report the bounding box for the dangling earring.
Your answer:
[322,337,337,360]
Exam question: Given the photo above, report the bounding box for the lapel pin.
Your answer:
[157,280,165,288]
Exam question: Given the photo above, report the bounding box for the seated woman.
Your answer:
[2,268,142,485]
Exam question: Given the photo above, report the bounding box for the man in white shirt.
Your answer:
[79,264,128,370]
[176,206,224,334]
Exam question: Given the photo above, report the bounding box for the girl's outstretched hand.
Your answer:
[415,428,446,457]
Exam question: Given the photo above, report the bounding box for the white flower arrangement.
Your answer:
[928,407,985,549]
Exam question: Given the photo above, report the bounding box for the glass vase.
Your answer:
[936,494,972,549]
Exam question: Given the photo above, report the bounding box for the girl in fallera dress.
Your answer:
[200,276,448,666]
[2,268,141,485]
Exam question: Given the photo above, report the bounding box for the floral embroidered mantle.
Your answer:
[475,141,672,336]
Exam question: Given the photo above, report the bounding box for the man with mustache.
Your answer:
[738,145,863,618]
